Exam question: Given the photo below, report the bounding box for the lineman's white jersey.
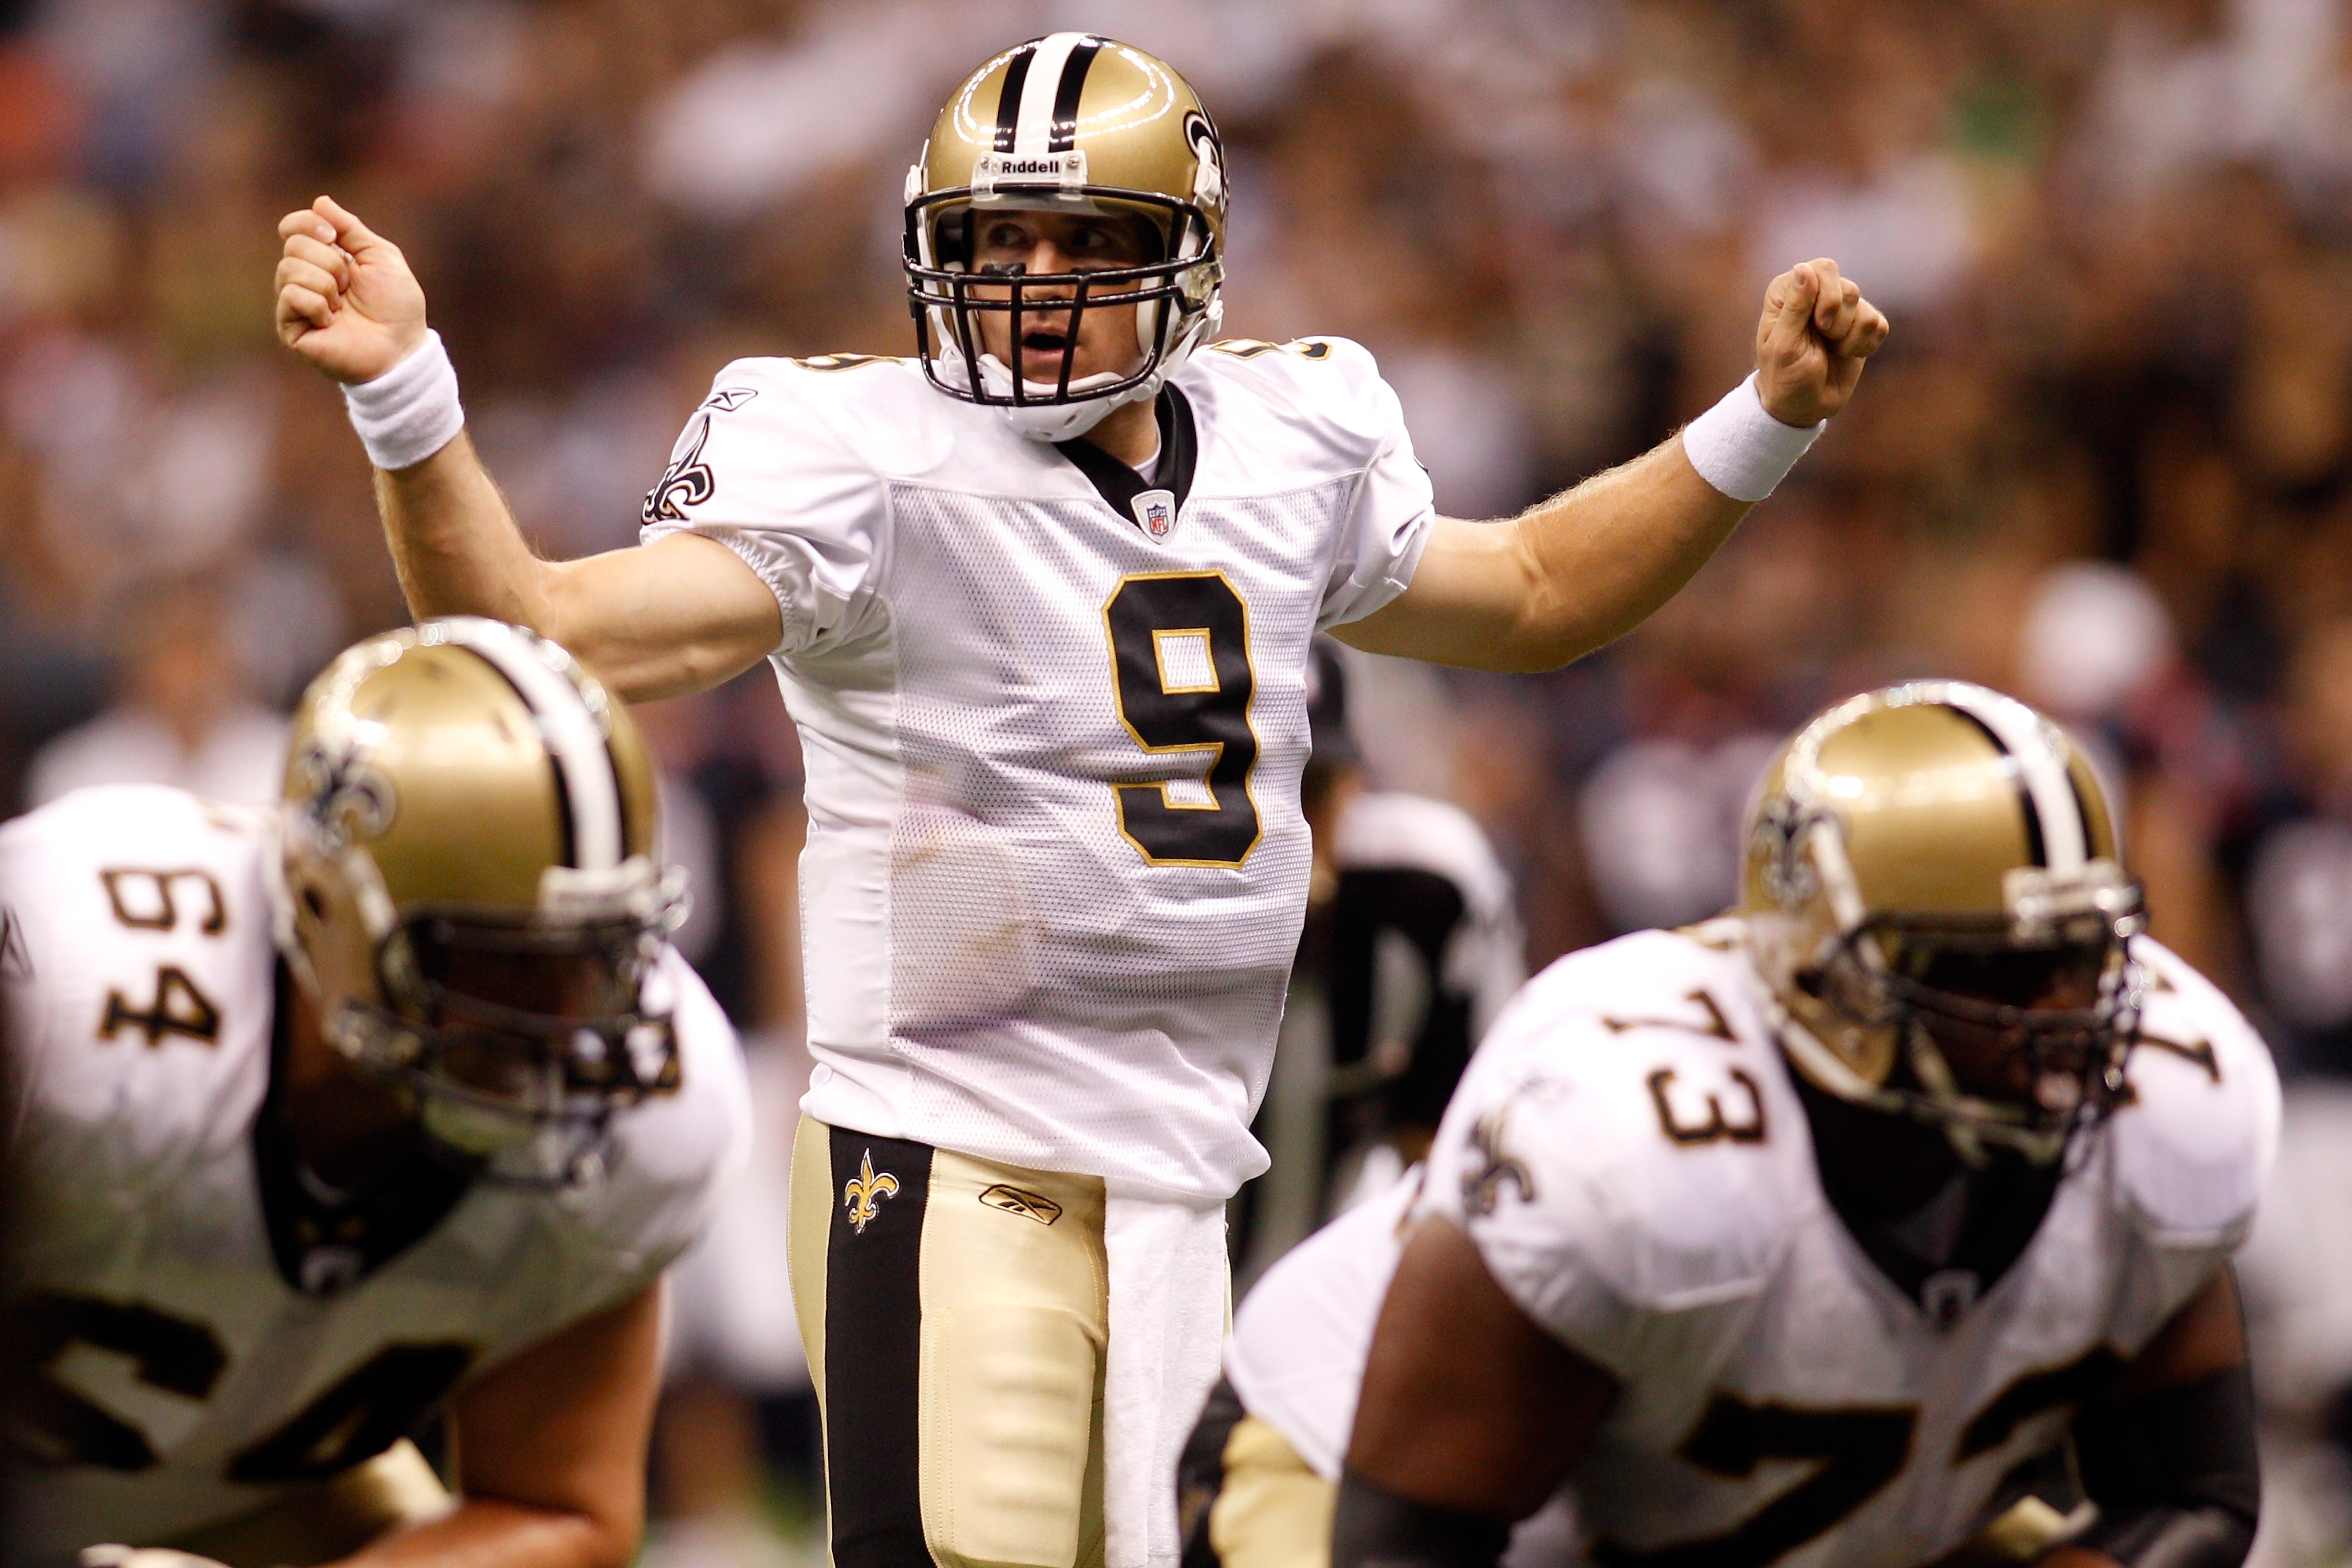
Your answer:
[1408,920,2278,1568]
[1226,1168,1420,1482]
[640,340,1434,1200]
[0,786,751,1560]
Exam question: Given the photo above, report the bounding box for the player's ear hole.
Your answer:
[303,886,329,920]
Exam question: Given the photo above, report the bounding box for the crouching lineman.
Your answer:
[0,618,750,1568]
[1190,682,2277,1568]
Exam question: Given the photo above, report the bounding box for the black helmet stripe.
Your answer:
[993,42,1036,153]
[1946,705,2047,868]
[1930,683,2093,871]
[1049,37,1103,153]
[453,624,626,873]
[1007,33,1092,157]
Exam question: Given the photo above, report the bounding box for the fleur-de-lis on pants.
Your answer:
[844,1149,899,1235]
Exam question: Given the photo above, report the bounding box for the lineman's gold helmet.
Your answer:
[1741,681,2144,1164]
[904,34,1227,438]
[275,618,682,1184]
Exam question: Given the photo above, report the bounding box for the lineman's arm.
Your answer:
[1332,1215,1618,1568]
[1335,259,1888,674]
[276,197,780,700]
[331,1282,666,1568]
[2037,1267,2259,1568]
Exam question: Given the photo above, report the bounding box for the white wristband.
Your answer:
[342,330,465,472]
[1679,373,1824,503]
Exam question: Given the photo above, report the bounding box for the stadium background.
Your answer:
[4,0,2352,1564]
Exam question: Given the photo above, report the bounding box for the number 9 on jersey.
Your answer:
[1102,572,1262,868]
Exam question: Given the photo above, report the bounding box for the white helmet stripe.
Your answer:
[1927,682,2087,871]
[1012,34,1090,156]
[444,620,625,872]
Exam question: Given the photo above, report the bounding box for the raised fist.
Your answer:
[274,196,428,386]
[1753,258,1890,427]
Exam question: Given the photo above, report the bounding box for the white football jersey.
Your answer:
[639,341,1434,1200]
[0,786,751,1559]
[1226,1167,1420,1482]
[1408,920,2278,1568]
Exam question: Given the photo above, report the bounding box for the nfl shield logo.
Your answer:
[1132,488,1177,540]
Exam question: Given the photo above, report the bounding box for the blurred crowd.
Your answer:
[8,0,2352,1563]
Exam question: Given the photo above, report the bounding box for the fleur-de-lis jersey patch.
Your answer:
[843,1148,900,1235]
[1461,1109,1534,1217]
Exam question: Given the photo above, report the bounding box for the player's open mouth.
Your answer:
[1018,330,1076,378]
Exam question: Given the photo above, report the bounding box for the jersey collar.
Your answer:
[1052,384,1197,528]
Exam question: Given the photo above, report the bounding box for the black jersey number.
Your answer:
[0,1289,471,1480]
[1595,1395,1915,1568]
[0,1292,228,1469]
[1102,572,1262,867]
[229,1342,474,1483]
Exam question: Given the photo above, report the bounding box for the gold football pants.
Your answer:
[1177,1379,1333,1568]
[790,1116,1111,1568]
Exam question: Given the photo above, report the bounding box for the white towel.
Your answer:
[1102,1184,1231,1568]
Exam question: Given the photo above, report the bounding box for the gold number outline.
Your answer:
[1647,1065,1769,1146]
[1100,569,1266,869]
[100,868,226,934]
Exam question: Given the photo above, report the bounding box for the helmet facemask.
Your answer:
[1793,881,2146,1167]
[324,865,686,1187]
[906,182,1222,440]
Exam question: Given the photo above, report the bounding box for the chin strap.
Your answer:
[2071,1365,2259,1568]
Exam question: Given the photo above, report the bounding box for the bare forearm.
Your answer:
[1340,437,1747,674]
[1503,437,1749,670]
[374,433,559,627]
[335,1497,633,1568]
[372,444,779,700]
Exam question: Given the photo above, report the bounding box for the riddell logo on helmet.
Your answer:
[972,151,1088,196]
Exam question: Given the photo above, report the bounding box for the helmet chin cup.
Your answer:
[951,347,1153,441]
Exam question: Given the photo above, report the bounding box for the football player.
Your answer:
[269,35,1887,1568]
[1243,682,2271,1568]
[0,619,750,1568]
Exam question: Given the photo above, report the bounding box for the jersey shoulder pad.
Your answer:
[1183,336,1401,469]
[690,354,952,481]
[2104,938,2280,1247]
[1335,791,1513,917]
[561,949,751,1281]
[1426,927,1809,1339]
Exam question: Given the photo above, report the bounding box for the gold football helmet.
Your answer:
[904,34,1227,434]
[1741,681,2145,1164]
[275,618,682,1183]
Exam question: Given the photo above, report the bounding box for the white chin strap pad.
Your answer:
[950,348,1155,442]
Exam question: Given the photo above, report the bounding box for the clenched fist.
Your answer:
[1754,258,1889,427]
[274,196,428,385]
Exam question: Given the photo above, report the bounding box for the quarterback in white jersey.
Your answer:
[1321,685,2276,1568]
[272,32,1887,1568]
[0,623,749,1568]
